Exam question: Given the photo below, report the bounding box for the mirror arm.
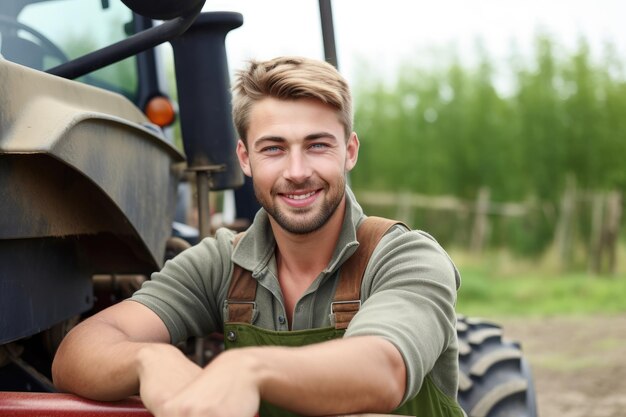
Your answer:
[47,1,204,80]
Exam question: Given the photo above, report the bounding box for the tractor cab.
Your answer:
[0,0,191,128]
[2,1,141,102]
[0,0,246,390]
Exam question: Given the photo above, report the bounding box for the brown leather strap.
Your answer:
[226,233,257,324]
[332,217,403,329]
[225,217,404,328]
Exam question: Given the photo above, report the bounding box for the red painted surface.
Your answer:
[0,392,152,417]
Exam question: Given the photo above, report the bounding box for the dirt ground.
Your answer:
[497,314,626,417]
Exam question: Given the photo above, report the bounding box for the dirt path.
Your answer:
[498,314,626,417]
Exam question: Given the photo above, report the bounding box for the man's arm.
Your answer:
[51,300,198,401]
[54,302,404,416]
[347,227,461,403]
[146,335,405,417]
[53,231,235,402]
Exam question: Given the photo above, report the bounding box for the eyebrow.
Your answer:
[304,131,338,141]
[253,132,338,149]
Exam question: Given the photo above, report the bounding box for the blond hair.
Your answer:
[232,56,352,144]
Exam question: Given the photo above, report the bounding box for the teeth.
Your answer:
[287,191,315,200]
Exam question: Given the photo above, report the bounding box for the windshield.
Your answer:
[0,0,138,99]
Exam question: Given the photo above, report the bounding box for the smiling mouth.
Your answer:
[285,190,317,200]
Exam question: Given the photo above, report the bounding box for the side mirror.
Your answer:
[121,0,205,20]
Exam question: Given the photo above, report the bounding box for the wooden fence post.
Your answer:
[588,190,622,275]
[588,191,605,274]
[396,191,414,227]
[470,187,490,254]
[603,191,622,275]
[554,175,577,270]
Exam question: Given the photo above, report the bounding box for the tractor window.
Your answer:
[0,0,138,99]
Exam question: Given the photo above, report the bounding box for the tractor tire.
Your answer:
[456,315,537,417]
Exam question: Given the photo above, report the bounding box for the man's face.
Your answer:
[236,97,359,235]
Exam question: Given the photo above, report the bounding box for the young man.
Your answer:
[52,56,463,417]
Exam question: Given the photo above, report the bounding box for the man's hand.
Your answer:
[141,336,404,417]
[143,348,261,417]
[136,343,202,413]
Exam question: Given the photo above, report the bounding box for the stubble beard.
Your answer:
[253,176,346,235]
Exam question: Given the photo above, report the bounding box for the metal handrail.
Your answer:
[0,392,151,417]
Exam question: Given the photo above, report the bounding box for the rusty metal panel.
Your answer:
[0,237,92,344]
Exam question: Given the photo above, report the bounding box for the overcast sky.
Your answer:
[202,0,626,86]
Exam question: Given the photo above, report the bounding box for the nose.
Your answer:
[283,149,312,184]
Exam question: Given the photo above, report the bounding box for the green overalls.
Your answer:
[224,217,464,417]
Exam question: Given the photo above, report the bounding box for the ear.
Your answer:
[345,132,359,172]
[236,139,252,177]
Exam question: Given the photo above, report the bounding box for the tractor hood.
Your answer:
[0,59,184,266]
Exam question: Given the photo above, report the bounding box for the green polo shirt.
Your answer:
[131,187,461,404]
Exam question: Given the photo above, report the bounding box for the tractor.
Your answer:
[0,1,537,416]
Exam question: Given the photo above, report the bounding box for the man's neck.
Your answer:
[270,197,347,279]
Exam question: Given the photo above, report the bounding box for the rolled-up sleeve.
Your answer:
[130,228,235,344]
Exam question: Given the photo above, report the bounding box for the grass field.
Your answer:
[451,248,626,317]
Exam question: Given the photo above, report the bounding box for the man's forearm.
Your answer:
[252,336,406,414]
[175,335,406,416]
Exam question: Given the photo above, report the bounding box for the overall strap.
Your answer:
[226,217,404,327]
[331,216,403,329]
[226,233,257,324]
